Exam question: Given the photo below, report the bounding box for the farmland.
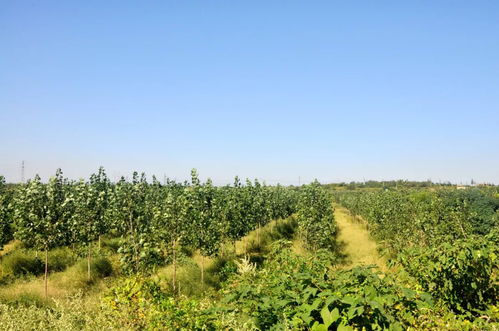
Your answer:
[0,169,497,330]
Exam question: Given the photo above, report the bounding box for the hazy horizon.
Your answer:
[2,2,498,185]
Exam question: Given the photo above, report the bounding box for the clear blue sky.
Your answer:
[1,1,498,184]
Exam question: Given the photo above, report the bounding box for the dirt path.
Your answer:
[334,205,386,271]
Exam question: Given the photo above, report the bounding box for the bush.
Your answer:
[1,251,44,276]
[397,236,498,313]
[93,257,113,278]
[48,247,77,272]
[206,255,237,284]
[75,257,113,282]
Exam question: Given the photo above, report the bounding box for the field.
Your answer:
[0,170,497,330]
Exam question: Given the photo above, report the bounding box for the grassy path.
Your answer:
[334,205,387,271]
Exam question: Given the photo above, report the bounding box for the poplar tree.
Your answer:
[14,170,68,298]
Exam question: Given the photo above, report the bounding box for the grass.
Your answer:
[334,205,387,272]
[0,251,118,306]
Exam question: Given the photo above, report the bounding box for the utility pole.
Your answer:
[21,160,25,183]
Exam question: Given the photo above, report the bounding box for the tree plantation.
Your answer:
[0,169,497,330]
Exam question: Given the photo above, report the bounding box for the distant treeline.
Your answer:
[324,180,497,190]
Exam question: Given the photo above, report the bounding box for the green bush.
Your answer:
[48,247,77,272]
[1,250,44,276]
[397,236,498,313]
[75,257,113,281]
[93,257,113,278]
[206,255,238,284]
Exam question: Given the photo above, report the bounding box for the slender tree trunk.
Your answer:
[44,248,48,300]
[98,235,101,250]
[87,243,91,281]
[257,222,261,246]
[172,240,177,293]
[233,240,237,255]
[200,255,205,285]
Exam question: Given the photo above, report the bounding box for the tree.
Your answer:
[186,170,221,284]
[89,167,111,249]
[69,178,104,280]
[110,172,152,273]
[13,169,68,298]
[151,183,188,292]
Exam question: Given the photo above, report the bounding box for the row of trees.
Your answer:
[2,168,302,296]
[296,180,337,251]
[333,188,499,313]
[333,188,499,253]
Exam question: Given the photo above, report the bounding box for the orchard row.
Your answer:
[0,168,335,294]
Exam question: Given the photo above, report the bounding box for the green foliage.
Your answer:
[0,295,117,330]
[0,176,14,251]
[397,236,498,313]
[297,180,337,250]
[13,171,68,250]
[218,242,432,330]
[334,188,499,253]
[104,277,236,330]
[336,187,499,321]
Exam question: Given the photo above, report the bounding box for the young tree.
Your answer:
[89,167,111,249]
[109,172,151,273]
[186,170,221,284]
[151,183,188,292]
[69,179,101,280]
[14,170,68,298]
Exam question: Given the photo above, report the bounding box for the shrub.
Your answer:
[397,236,498,313]
[2,251,44,276]
[93,257,113,278]
[48,247,77,272]
[75,257,113,282]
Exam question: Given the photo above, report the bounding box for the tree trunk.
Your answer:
[44,248,48,300]
[87,243,91,281]
[172,240,177,293]
[98,235,101,250]
[200,255,205,285]
[257,222,261,246]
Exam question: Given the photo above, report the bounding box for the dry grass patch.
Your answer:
[334,206,387,272]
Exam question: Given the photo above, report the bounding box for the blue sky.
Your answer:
[1,1,498,184]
